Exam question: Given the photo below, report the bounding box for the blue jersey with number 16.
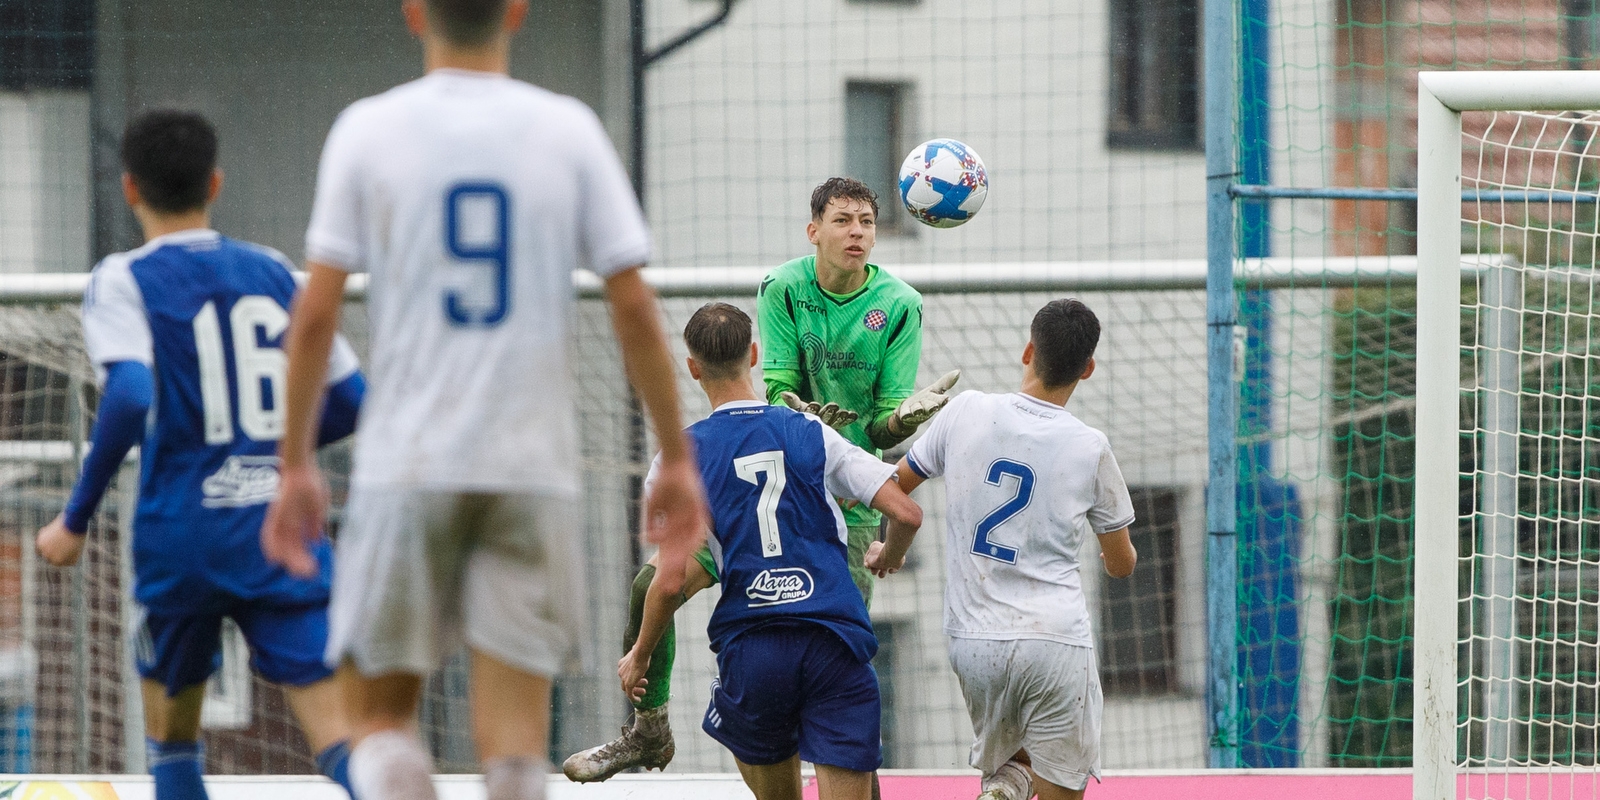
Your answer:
[82,229,361,615]
[677,401,895,664]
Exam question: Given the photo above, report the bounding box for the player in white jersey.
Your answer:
[261,3,708,800]
[866,299,1139,800]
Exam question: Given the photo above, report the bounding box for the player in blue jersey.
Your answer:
[619,303,922,800]
[33,110,366,800]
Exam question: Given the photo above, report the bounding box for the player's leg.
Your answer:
[986,641,1102,800]
[793,624,879,800]
[946,638,1035,800]
[232,600,357,797]
[463,492,590,800]
[563,547,718,782]
[845,524,878,608]
[325,486,469,800]
[734,754,803,800]
[135,609,227,800]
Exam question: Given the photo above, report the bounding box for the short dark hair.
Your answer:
[120,110,217,214]
[425,0,509,46]
[684,303,753,380]
[810,177,879,220]
[1030,299,1101,388]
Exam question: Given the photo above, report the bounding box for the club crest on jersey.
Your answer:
[863,309,888,331]
[746,567,815,607]
[201,455,280,508]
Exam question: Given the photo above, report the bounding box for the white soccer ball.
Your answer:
[897,138,988,228]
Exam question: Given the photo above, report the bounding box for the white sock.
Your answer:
[982,759,1033,800]
[350,730,438,800]
[485,755,548,800]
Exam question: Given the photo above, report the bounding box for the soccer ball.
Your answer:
[897,138,988,228]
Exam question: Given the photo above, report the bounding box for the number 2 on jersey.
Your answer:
[972,459,1035,564]
[443,183,511,327]
[193,297,289,444]
[733,450,788,558]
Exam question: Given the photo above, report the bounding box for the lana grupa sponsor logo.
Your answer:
[745,567,815,607]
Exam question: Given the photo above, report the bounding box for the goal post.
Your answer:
[1415,71,1600,800]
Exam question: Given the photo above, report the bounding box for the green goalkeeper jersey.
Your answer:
[757,255,923,527]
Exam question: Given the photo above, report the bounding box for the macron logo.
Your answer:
[745,567,814,608]
[201,455,280,508]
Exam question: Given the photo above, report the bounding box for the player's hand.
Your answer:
[864,540,904,578]
[892,370,961,431]
[644,454,709,597]
[36,514,86,567]
[618,646,650,703]
[779,392,859,430]
[262,463,329,579]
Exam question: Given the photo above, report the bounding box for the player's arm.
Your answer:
[1099,528,1137,578]
[263,262,347,578]
[864,472,922,579]
[37,361,153,566]
[866,304,959,450]
[316,371,365,446]
[1089,443,1138,578]
[755,273,803,404]
[815,422,923,576]
[605,267,706,595]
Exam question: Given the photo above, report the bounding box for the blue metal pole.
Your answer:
[1235,0,1303,768]
[1203,0,1240,770]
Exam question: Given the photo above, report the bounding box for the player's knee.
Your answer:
[485,755,548,800]
[632,562,657,598]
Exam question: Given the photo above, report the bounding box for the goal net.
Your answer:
[1416,73,1600,800]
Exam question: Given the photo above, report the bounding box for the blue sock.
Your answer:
[317,739,357,799]
[148,739,207,800]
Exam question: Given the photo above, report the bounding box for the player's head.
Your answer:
[684,302,757,385]
[1026,299,1100,389]
[806,177,878,274]
[120,109,222,218]
[404,0,527,50]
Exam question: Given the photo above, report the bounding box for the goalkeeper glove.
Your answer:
[892,370,961,432]
[779,392,859,430]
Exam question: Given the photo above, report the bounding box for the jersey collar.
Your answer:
[712,399,767,414]
[144,228,221,249]
[1014,391,1066,411]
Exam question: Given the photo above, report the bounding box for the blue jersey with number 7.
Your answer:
[654,400,896,663]
[82,230,361,614]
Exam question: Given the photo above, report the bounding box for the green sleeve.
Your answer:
[756,274,801,373]
[763,367,801,405]
[865,302,923,449]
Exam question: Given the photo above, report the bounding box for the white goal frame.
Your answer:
[1414,70,1600,800]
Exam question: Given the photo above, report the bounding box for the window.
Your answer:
[0,0,93,91]
[1107,0,1201,150]
[1099,488,1181,694]
[845,81,909,233]
[1565,0,1600,66]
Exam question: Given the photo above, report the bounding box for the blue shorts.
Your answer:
[135,600,334,697]
[702,622,881,772]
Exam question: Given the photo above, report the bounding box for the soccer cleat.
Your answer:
[561,705,675,783]
[975,759,1033,800]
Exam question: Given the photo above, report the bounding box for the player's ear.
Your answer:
[120,173,142,210]
[1021,340,1035,366]
[206,169,224,206]
[748,342,758,367]
[806,219,819,245]
[1079,357,1096,382]
[402,0,428,38]
[686,356,702,381]
[504,0,529,34]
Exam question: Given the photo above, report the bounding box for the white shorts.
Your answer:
[326,486,587,678]
[947,637,1102,791]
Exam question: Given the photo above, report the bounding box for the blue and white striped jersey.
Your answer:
[82,229,359,613]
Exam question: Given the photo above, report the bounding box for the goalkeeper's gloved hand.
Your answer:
[779,392,859,430]
[892,370,961,432]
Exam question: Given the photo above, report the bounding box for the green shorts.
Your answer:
[691,524,879,609]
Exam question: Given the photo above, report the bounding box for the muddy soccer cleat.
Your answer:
[561,705,675,782]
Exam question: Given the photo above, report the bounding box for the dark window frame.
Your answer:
[0,0,94,91]
[1098,487,1182,694]
[1106,0,1202,151]
[844,80,912,235]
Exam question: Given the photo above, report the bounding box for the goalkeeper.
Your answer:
[564,177,958,782]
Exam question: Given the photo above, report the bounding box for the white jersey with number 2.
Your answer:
[305,69,650,494]
[905,390,1136,646]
